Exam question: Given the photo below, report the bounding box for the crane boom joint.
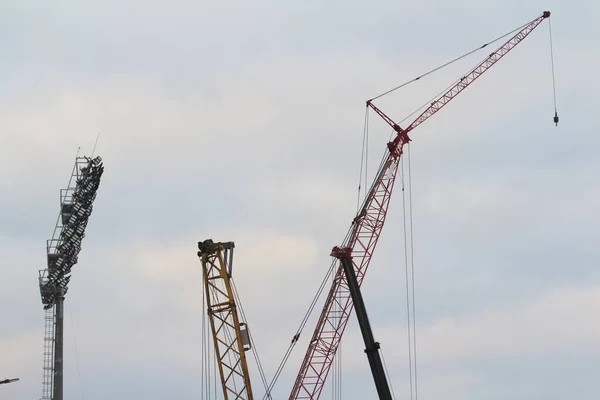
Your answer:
[331,246,352,259]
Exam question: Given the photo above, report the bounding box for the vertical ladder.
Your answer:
[41,306,55,400]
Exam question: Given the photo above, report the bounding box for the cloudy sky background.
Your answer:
[1,0,599,399]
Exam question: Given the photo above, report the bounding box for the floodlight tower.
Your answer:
[38,155,104,400]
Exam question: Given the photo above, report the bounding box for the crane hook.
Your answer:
[553,110,559,126]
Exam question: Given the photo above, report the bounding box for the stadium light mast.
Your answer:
[38,155,104,400]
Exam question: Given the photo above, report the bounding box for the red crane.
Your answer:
[289,11,551,399]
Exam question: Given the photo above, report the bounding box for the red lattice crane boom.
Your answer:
[289,11,550,400]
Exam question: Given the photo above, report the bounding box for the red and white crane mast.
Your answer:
[289,11,551,400]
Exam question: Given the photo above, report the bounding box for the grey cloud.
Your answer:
[2,1,599,399]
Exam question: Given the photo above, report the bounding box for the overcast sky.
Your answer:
[1,1,599,399]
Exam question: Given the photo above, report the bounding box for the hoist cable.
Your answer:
[339,337,343,400]
[369,17,535,101]
[332,269,339,400]
[381,347,397,400]
[261,260,339,399]
[365,109,369,205]
[231,279,272,399]
[548,17,559,126]
[201,274,208,400]
[210,288,222,399]
[67,304,86,400]
[407,143,419,400]
[401,156,415,400]
[357,107,369,211]
[549,18,557,112]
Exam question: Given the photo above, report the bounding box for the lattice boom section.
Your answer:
[290,149,403,399]
[406,13,547,134]
[199,240,253,400]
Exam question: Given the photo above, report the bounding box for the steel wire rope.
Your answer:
[67,303,86,400]
[261,258,339,399]
[200,264,217,400]
[334,270,343,400]
[548,17,559,122]
[230,278,272,399]
[332,267,338,400]
[331,260,337,400]
[401,156,414,400]
[407,143,419,400]
[214,340,218,400]
[369,16,537,102]
[264,103,407,399]
[201,272,208,400]
[364,110,370,208]
[338,331,343,400]
[380,347,397,400]
[357,107,370,211]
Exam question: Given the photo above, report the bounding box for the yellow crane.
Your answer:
[197,239,253,400]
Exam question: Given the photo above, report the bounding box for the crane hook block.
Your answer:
[554,111,559,126]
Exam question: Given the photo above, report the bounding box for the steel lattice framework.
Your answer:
[289,11,550,399]
[38,156,104,400]
[198,239,254,400]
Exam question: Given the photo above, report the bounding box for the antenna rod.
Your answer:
[91,132,100,158]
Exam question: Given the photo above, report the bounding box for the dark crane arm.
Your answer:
[331,246,393,400]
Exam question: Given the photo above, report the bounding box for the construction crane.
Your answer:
[197,239,254,400]
[289,11,553,399]
[0,378,19,385]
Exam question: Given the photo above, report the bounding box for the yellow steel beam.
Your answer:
[198,240,253,400]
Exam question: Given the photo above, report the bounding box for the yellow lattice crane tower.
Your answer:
[197,239,254,400]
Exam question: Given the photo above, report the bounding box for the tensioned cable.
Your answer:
[407,143,419,400]
[338,331,343,400]
[364,111,370,206]
[231,279,272,399]
[264,91,419,396]
[261,259,339,399]
[214,333,218,400]
[357,107,369,211]
[209,288,222,399]
[335,273,343,400]
[381,347,397,400]
[332,268,339,400]
[369,16,536,101]
[201,273,207,400]
[67,305,86,400]
[548,17,559,124]
[401,156,414,400]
